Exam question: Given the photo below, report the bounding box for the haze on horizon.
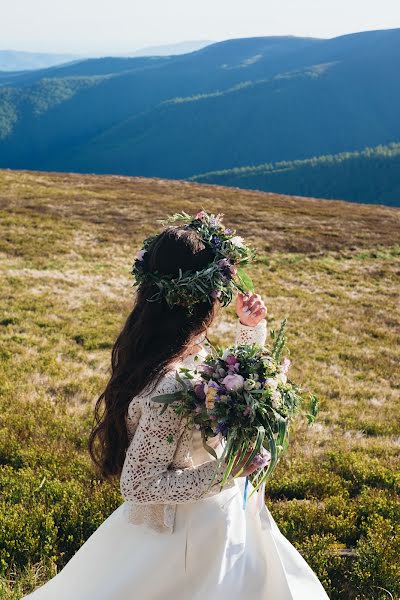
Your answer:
[1,0,400,56]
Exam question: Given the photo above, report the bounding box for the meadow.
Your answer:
[0,168,399,599]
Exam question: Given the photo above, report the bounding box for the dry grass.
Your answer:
[1,168,399,599]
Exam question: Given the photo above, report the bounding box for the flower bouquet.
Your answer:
[152,320,319,505]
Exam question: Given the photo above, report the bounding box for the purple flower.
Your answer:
[207,379,219,389]
[217,258,237,279]
[215,422,229,436]
[225,354,237,366]
[251,450,271,469]
[243,405,252,416]
[225,228,233,234]
[222,373,244,391]
[211,235,222,248]
[199,364,215,376]
[210,289,222,299]
[194,383,206,401]
[136,249,146,261]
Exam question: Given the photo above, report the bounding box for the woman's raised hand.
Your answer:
[236,292,267,327]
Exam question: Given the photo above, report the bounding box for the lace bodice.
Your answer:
[120,318,267,533]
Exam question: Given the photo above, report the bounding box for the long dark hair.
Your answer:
[88,225,218,481]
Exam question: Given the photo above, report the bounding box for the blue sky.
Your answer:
[2,0,400,55]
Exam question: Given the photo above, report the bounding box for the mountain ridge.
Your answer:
[0,29,399,205]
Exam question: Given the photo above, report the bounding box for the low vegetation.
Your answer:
[0,169,399,599]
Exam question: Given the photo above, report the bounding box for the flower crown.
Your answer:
[131,210,256,312]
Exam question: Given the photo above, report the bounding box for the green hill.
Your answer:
[190,143,400,206]
[0,168,399,599]
[0,29,399,205]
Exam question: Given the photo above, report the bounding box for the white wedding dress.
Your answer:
[22,446,329,599]
[22,324,330,600]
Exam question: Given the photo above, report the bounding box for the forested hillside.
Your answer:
[0,29,399,205]
[191,143,400,206]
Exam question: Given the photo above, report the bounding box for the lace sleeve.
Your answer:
[235,318,267,346]
[120,372,233,505]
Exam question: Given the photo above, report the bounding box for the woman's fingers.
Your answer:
[236,292,267,327]
[236,292,245,311]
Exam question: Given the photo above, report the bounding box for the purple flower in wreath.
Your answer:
[211,235,222,249]
[217,258,237,280]
[210,289,222,299]
[136,249,146,261]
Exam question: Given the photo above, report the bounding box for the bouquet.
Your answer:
[152,320,319,505]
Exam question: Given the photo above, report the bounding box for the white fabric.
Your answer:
[22,474,329,599]
[22,318,330,599]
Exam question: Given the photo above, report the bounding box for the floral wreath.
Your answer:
[131,209,256,312]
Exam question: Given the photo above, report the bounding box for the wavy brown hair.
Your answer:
[88,225,218,482]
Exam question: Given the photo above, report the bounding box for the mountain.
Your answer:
[0,49,80,72]
[0,29,399,205]
[127,40,213,57]
[190,143,400,206]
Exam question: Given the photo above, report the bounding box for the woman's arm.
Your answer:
[120,373,234,505]
[235,292,267,346]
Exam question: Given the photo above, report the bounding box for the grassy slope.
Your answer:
[0,169,399,599]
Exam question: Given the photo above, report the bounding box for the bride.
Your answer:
[22,212,330,599]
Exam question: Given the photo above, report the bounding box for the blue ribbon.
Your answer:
[243,475,249,510]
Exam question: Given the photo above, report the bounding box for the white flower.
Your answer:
[230,235,244,247]
[281,358,291,375]
[276,373,287,385]
[244,379,256,390]
[272,390,282,409]
[222,348,231,360]
[265,377,278,390]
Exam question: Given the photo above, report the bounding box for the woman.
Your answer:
[22,212,330,599]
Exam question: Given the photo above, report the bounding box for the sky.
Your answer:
[1,0,400,56]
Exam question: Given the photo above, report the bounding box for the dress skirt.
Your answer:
[22,477,330,599]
